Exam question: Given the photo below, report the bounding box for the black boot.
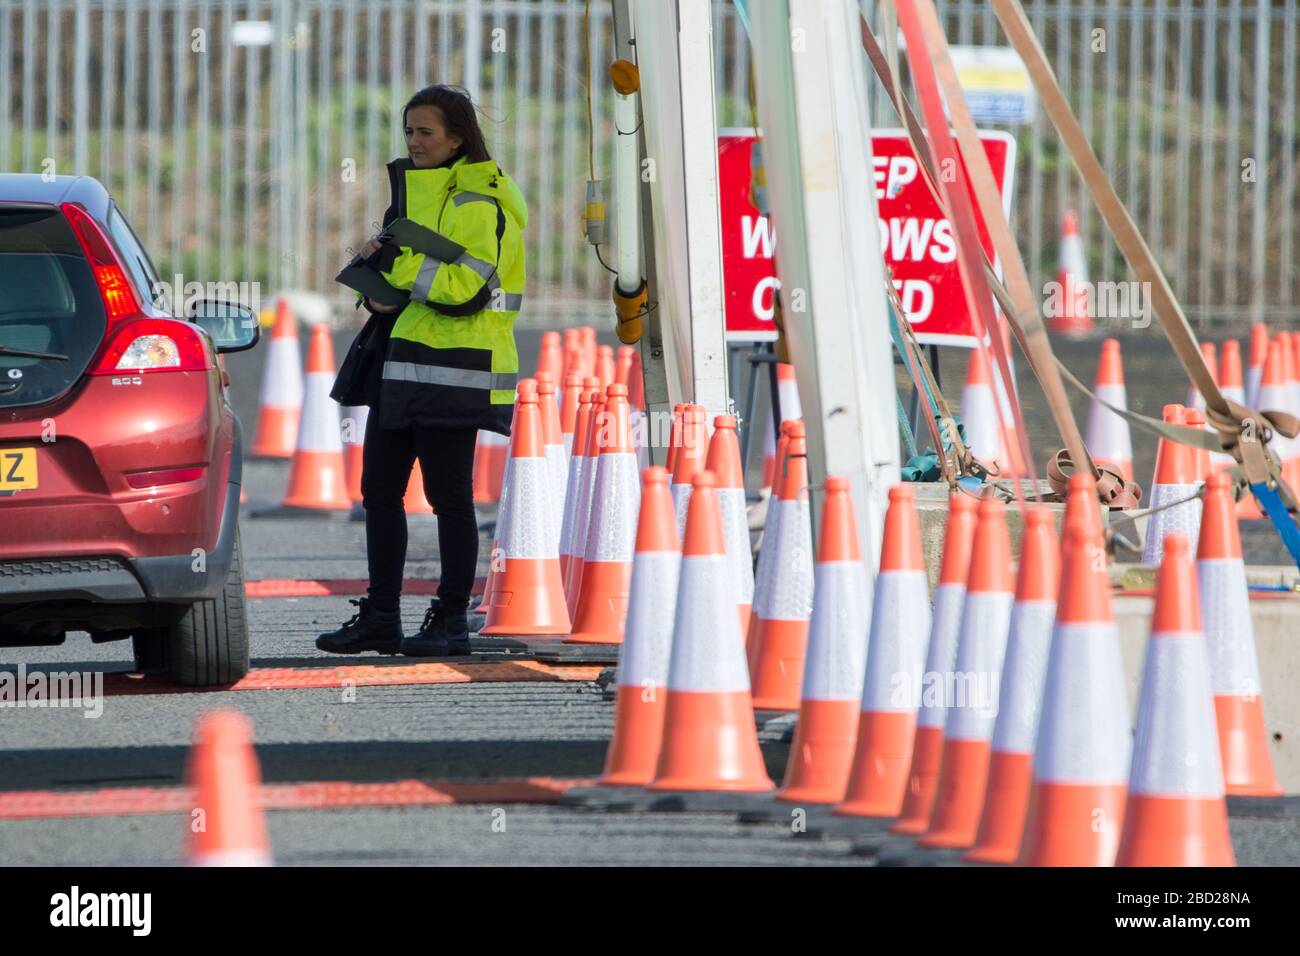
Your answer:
[316,598,403,655]
[400,599,471,657]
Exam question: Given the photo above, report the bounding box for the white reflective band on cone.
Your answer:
[860,569,932,713]
[545,443,567,553]
[260,338,303,406]
[762,498,813,621]
[1033,622,1130,783]
[751,492,784,618]
[1130,632,1225,797]
[1142,483,1204,566]
[583,453,641,562]
[571,451,600,564]
[558,454,589,559]
[944,590,1014,741]
[617,550,682,689]
[1087,383,1132,459]
[670,482,693,540]
[916,583,966,730]
[343,405,368,445]
[297,373,343,452]
[961,382,1001,464]
[800,560,871,702]
[667,554,752,693]
[990,599,1057,754]
[499,457,556,559]
[716,486,755,604]
[1198,558,1262,697]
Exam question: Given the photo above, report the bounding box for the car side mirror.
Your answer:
[186,300,261,353]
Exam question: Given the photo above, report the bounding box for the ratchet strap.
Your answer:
[987,0,1300,511]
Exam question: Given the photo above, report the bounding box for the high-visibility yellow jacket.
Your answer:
[375,154,527,435]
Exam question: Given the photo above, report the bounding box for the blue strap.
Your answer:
[1249,482,1300,570]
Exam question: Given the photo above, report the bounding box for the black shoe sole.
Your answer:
[315,637,403,656]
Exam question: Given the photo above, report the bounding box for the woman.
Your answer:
[318,85,527,657]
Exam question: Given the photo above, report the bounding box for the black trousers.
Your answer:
[361,414,479,614]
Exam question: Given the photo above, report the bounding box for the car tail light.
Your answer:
[59,202,141,323]
[125,466,206,489]
[91,317,213,373]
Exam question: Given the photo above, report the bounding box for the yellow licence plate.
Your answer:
[0,447,38,492]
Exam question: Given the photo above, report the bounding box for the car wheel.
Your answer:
[166,528,251,686]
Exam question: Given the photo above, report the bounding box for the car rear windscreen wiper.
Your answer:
[0,345,68,361]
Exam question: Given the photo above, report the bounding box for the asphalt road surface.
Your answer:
[0,324,1296,866]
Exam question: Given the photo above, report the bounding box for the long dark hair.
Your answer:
[403,85,492,164]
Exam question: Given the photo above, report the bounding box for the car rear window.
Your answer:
[0,206,106,408]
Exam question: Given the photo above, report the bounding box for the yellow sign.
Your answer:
[0,447,38,492]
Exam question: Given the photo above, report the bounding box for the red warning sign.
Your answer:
[718,128,1016,346]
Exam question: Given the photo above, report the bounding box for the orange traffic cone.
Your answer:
[564,380,605,616]
[1270,336,1300,492]
[749,420,795,651]
[615,345,635,387]
[1142,404,1202,566]
[664,403,685,477]
[558,385,597,598]
[1246,322,1269,408]
[776,476,871,804]
[560,371,583,455]
[600,467,681,785]
[892,492,979,834]
[1050,209,1093,335]
[748,427,813,712]
[536,372,567,553]
[568,383,641,644]
[707,415,755,636]
[669,405,710,537]
[836,484,932,818]
[648,471,773,793]
[1086,338,1133,482]
[1198,470,1282,797]
[1116,534,1235,866]
[404,460,433,514]
[185,710,272,866]
[476,392,524,614]
[281,325,350,511]
[960,348,1013,474]
[580,326,598,381]
[479,379,571,637]
[535,329,562,384]
[1185,407,1212,483]
[1214,341,1245,473]
[596,344,616,390]
[918,497,1015,849]
[562,327,582,376]
[250,297,302,458]
[966,506,1061,864]
[1018,474,1129,866]
[628,349,646,412]
[473,431,508,505]
[762,363,802,492]
[342,405,367,504]
[1187,341,1218,411]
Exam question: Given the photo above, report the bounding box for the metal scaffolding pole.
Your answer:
[748,0,901,570]
[629,0,730,421]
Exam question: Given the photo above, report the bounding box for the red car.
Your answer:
[0,174,259,685]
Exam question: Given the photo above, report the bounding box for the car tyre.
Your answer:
[154,529,251,686]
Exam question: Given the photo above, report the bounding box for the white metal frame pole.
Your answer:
[748,0,900,570]
[629,0,730,421]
